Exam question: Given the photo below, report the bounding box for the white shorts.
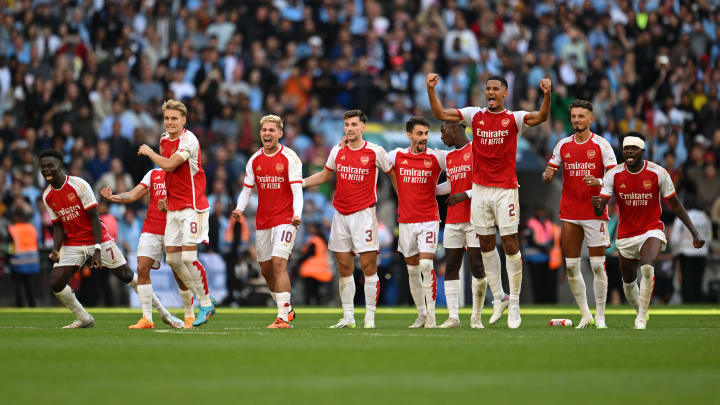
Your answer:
[443,222,481,249]
[562,219,610,248]
[616,229,667,260]
[164,208,209,247]
[137,233,164,268]
[398,221,440,257]
[471,183,519,236]
[328,206,379,254]
[54,240,127,269]
[256,224,297,262]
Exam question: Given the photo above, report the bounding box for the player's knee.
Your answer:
[50,277,66,293]
[181,249,198,265]
[110,265,133,283]
[165,251,182,269]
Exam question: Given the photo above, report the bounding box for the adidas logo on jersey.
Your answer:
[478,120,484,126]
[401,159,408,165]
[340,155,346,160]
[620,183,627,189]
[564,153,571,159]
[257,166,262,171]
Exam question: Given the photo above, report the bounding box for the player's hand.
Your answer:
[542,166,557,183]
[138,144,153,156]
[231,209,243,219]
[693,236,706,249]
[91,249,101,269]
[426,73,439,89]
[158,198,167,212]
[100,186,113,199]
[583,175,601,187]
[447,192,469,207]
[539,78,552,95]
[291,216,302,228]
[339,136,348,148]
[49,250,60,263]
[591,195,605,208]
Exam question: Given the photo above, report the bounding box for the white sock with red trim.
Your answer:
[420,259,436,316]
[364,273,379,320]
[407,264,426,316]
[276,292,291,322]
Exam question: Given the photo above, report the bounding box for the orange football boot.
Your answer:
[129,317,154,329]
[184,317,195,329]
[267,318,292,329]
[288,308,295,322]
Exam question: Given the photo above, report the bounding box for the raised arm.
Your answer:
[426,73,461,122]
[100,184,148,204]
[667,195,706,249]
[138,144,186,172]
[524,78,552,127]
[303,167,334,188]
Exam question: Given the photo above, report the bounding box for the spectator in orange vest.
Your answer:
[7,208,40,307]
[297,223,332,305]
[523,206,558,303]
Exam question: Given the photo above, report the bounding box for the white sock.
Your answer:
[128,274,169,320]
[54,285,90,320]
[471,276,487,317]
[339,276,355,320]
[364,273,379,318]
[506,252,522,307]
[420,259,436,315]
[137,284,154,322]
[623,280,640,312]
[179,288,194,318]
[566,257,592,319]
[184,259,211,307]
[407,264,426,316]
[445,279,460,319]
[638,264,655,321]
[276,291,291,322]
[482,248,506,301]
[590,256,608,322]
[167,252,205,304]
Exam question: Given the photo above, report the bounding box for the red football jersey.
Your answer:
[244,145,303,230]
[548,134,617,220]
[445,143,474,224]
[160,129,209,212]
[42,176,112,246]
[139,169,167,235]
[457,107,529,189]
[600,161,676,239]
[388,147,446,223]
[325,141,392,215]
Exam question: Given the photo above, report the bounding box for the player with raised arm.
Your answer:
[591,132,705,329]
[101,168,192,329]
[387,117,446,328]
[302,110,396,329]
[543,100,617,329]
[427,73,551,328]
[40,149,177,329]
[435,122,487,328]
[232,115,302,329]
[138,99,215,327]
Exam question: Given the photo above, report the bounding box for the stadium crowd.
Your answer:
[1,0,719,305]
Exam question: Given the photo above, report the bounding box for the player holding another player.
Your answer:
[40,149,176,329]
[101,168,191,329]
[435,122,487,328]
[591,132,705,329]
[543,100,617,329]
[138,99,215,327]
[303,110,396,328]
[232,115,302,329]
[387,117,446,328]
[428,74,551,328]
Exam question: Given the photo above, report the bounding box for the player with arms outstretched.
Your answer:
[543,100,617,328]
[232,115,302,329]
[427,74,551,328]
[138,99,215,327]
[101,168,192,329]
[435,122,487,328]
[303,110,396,328]
[387,117,446,328]
[40,149,176,328]
[591,132,705,329]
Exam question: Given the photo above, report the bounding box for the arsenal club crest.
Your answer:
[587,150,596,159]
[424,159,432,168]
[643,179,652,190]
[68,193,76,202]
[276,163,285,173]
[360,156,370,165]
[501,118,510,127]
[463,152,471,161]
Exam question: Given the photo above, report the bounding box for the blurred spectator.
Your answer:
[297,222,332,305]
[7,209,39,307]
[670,198,712,303]
[523,207,557,303]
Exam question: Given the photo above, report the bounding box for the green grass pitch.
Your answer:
[1,306,718,405]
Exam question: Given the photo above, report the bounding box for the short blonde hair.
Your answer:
[162,99,188,117]
[260,114,283,130]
